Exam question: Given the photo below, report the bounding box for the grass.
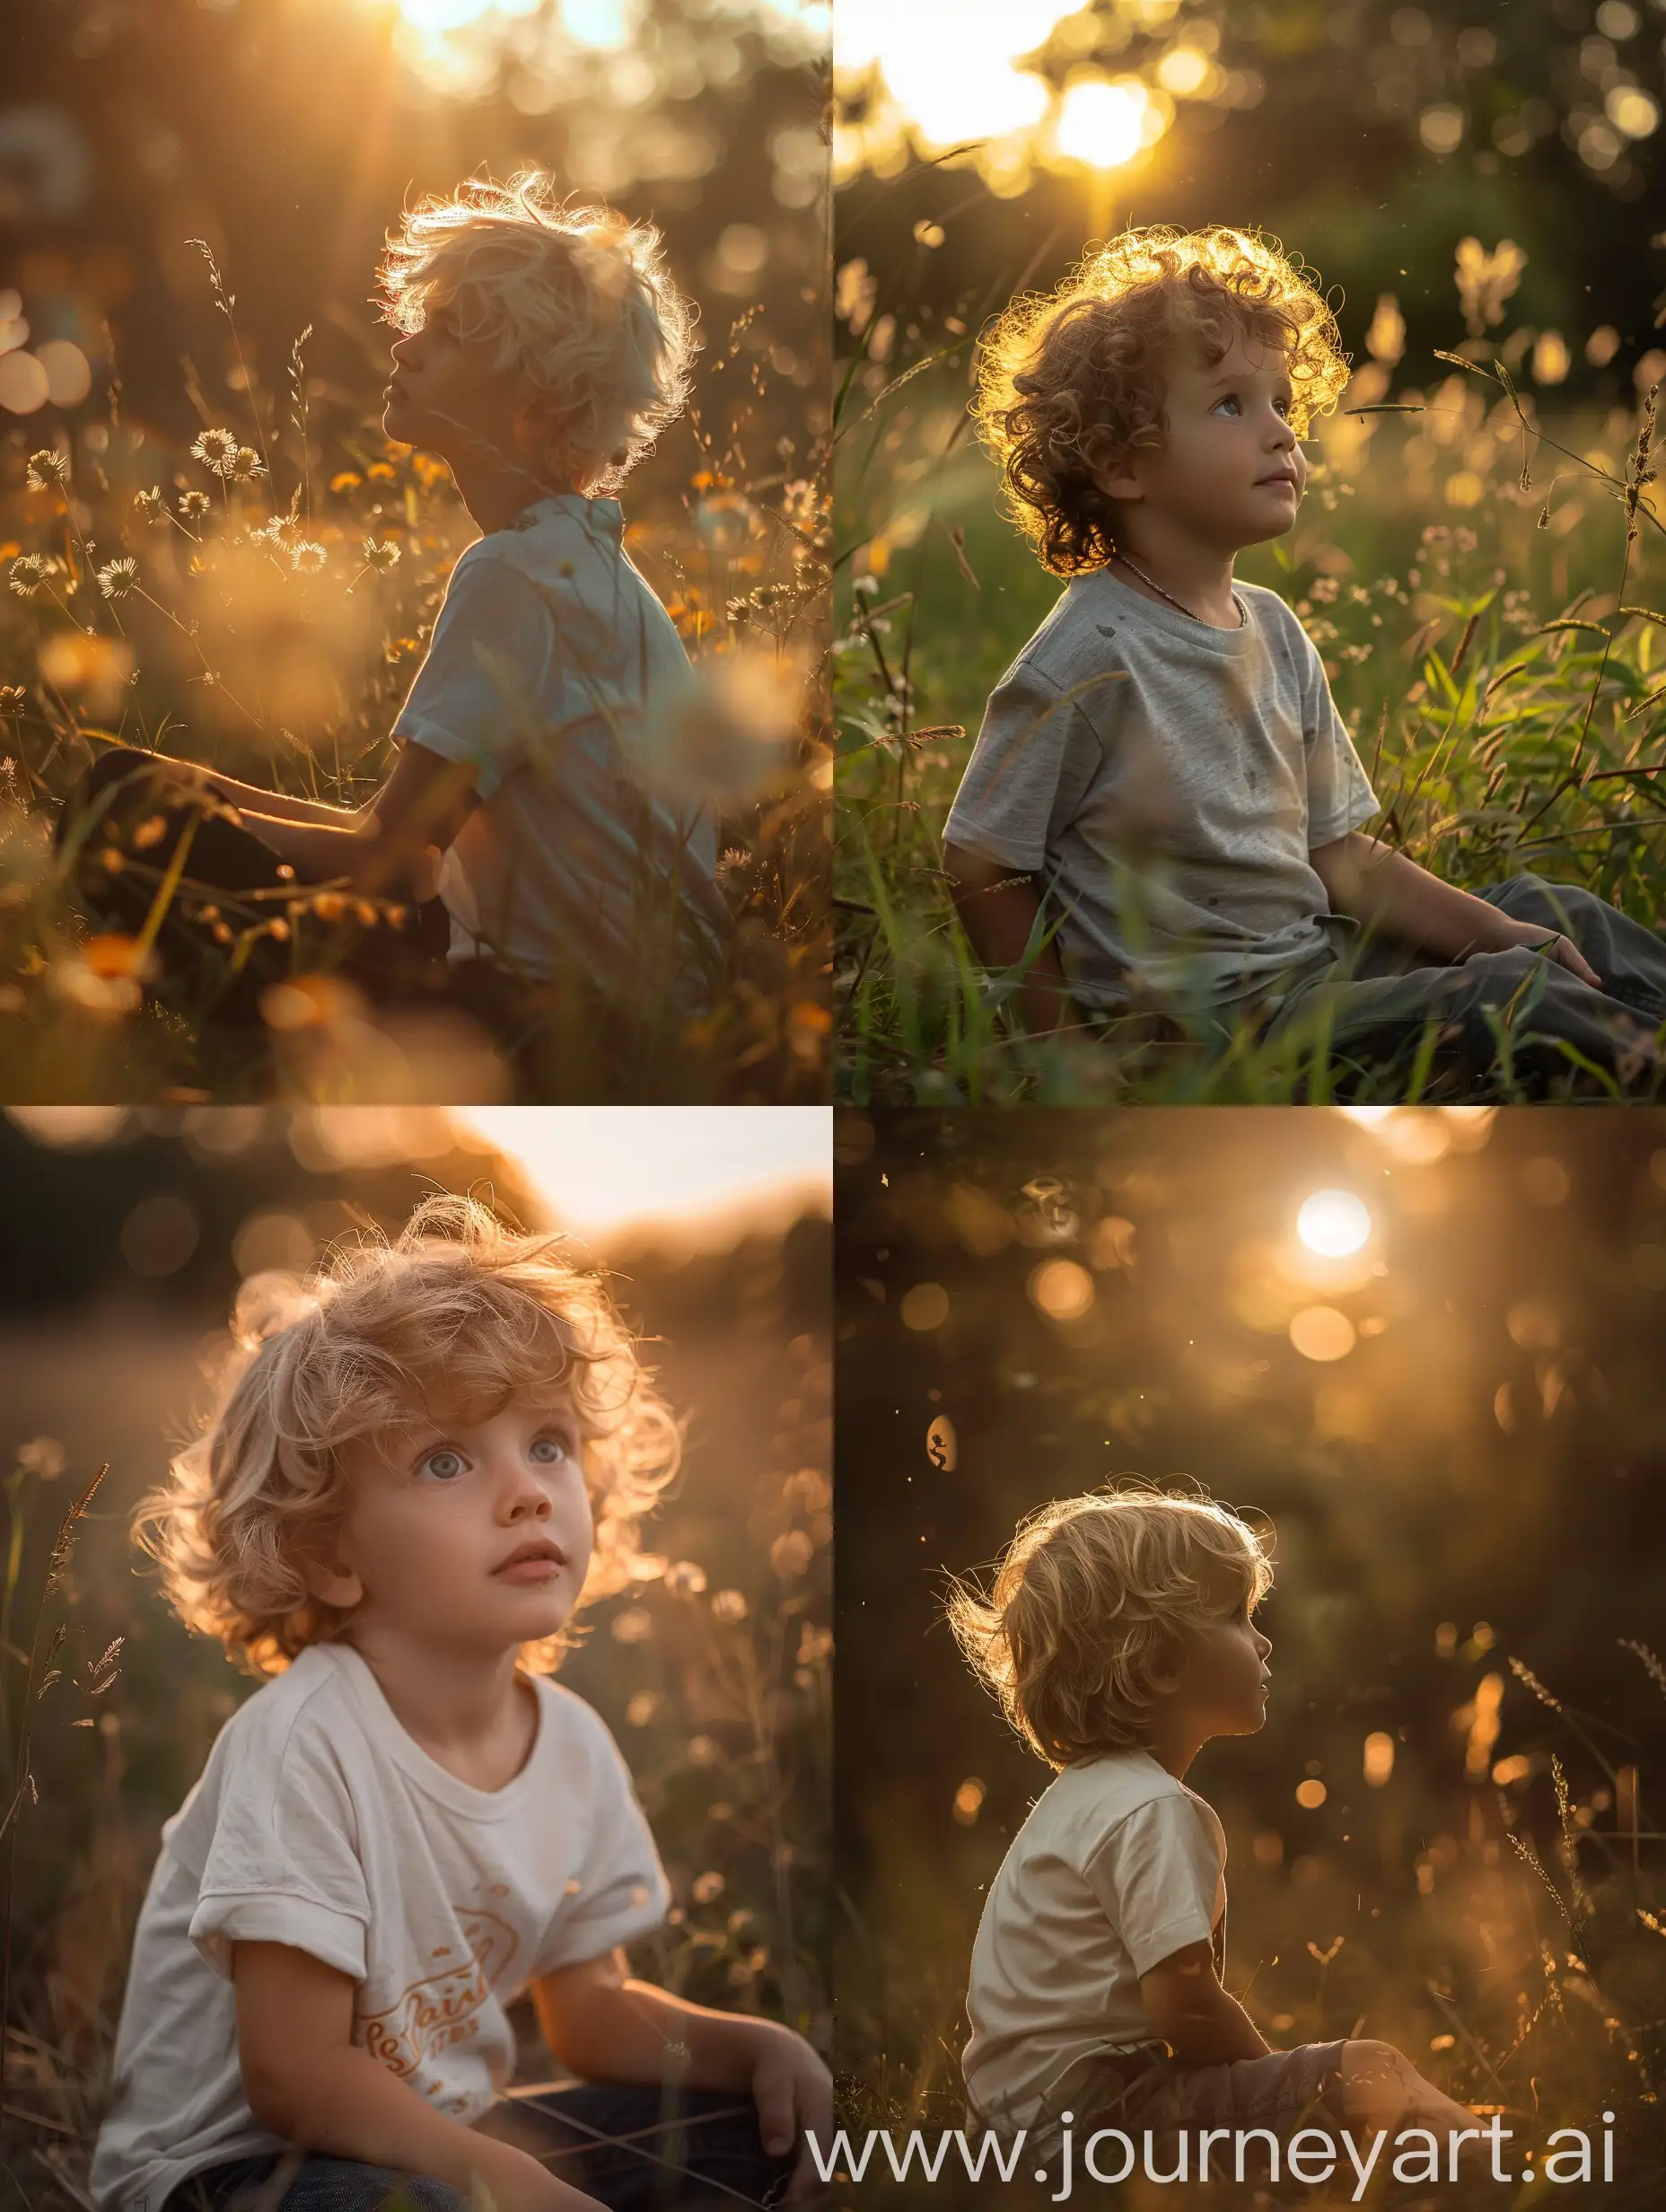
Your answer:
[0,258,831,1104]
[0,1198,831,2210]
[834,316,1666,1104]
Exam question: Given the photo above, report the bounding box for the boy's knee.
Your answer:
[379,2179,469,2212]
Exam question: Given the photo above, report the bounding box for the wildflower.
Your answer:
[1454,235,1527,338]
[178,489,210,522]
[97,557,139,600]
[363,535,401,571]
[710,1589,749,1623]
[133,487,167,524]
[190,427,240,477]
[230,446,266,482]
[17,1435,66,1480]
[8,553,51,599]
[290,540,327,575]
[0,684,25,712]
[25,448,70,490]
[330,470,363,492]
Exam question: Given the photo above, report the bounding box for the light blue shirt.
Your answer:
[392,492,730,1009]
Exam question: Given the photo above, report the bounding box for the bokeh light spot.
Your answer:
[899,1281,950,1331]
[1296,1189,1371,1256]
[1028,1258,1095,1322]
[1289,1306,1356,1363]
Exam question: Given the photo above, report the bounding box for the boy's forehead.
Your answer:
[1176,320,1292,386]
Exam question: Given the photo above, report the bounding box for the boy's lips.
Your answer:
[493,1537,566,1581]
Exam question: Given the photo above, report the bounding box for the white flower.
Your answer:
[25,449,70,490]
[289,540,327,575]
[8,554,51,598]
[97,557,139,600]
[190,427,240,477]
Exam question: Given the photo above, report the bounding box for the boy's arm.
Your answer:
[236,742,480,898]
[232,1942,602,2212]
[943,840,1079,1034]
[1138,1937,1271,2067]
[531,1947,832,2202]
[1310,831,1602,986]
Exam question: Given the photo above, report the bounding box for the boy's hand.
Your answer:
[748,2024,834,2204]
[1526,929,1602,989]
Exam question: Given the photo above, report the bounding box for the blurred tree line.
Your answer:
[837,0,1666,399]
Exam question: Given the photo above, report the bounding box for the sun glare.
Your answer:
[1054,77,1151,168]
[1296,1189,1372,1258]
[456,1106,830,1247]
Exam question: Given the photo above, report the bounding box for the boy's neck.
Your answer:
[1105,524,1241,631]
[443,443,589,538]
[344,1625,539,1789]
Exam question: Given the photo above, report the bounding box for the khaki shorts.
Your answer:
[1068,2035,1348,2153]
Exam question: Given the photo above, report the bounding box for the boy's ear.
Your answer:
[298,1541,364,1612]
[1092,454,1145,504]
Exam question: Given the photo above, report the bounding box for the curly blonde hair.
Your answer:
[973,224,1351,576]
[134,1194,681,1679]
[375,169,699,494]
[945,1481,1274,1769]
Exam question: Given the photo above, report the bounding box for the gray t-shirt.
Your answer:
[394,493,731,1012]
[943,572,1380,1011]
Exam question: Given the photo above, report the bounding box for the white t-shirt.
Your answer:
[392,493,732,1013]
[89,1642,670,2212]
[962,1750,1227,2137]
[944,572,1381,1012]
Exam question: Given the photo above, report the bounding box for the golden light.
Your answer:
[1363,1732,1395,1786]
[900,1282,950,1331]
[1295,1778,1328,1809]
[1296,1189,1371,1258]
[952,1778,986,1825]
[455,1106,829,1250]
[1054,76,1153,167]
[1028,1257,1096,1322]
[1289,1306,1356,1363]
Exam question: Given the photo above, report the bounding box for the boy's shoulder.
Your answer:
[525,1672,631,1763]
[1022,1751,1223,1858]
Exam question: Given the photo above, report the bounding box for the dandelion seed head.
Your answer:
[290,540,327,575]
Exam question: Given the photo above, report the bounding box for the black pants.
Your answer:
[56,745,452,1025]
[1262,873,1666,1095]
[162,2084,794,2212]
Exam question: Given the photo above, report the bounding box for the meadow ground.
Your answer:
[0,280,832,1106]
[835,333,1666,1105]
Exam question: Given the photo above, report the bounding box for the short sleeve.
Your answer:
[534,1713,671,1976]
[1081,1795,1223,1982]
[943,661,1105,873]
[1296,624,1379,849]
[187,1729,370,1985]
[391,554,556,803]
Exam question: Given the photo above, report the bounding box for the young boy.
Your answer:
[947,1487,1480,2176]
[62,171,731,1028]
[944,224,1666,1093]
[89,1195,829,2212]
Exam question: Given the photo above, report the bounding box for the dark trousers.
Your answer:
[1263,873,1666,1094]
[162,2084,795,2212]
[55,745,452,1025]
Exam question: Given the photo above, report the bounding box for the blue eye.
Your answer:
[530,1435,571,1466]
[419,1447,468,1482]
